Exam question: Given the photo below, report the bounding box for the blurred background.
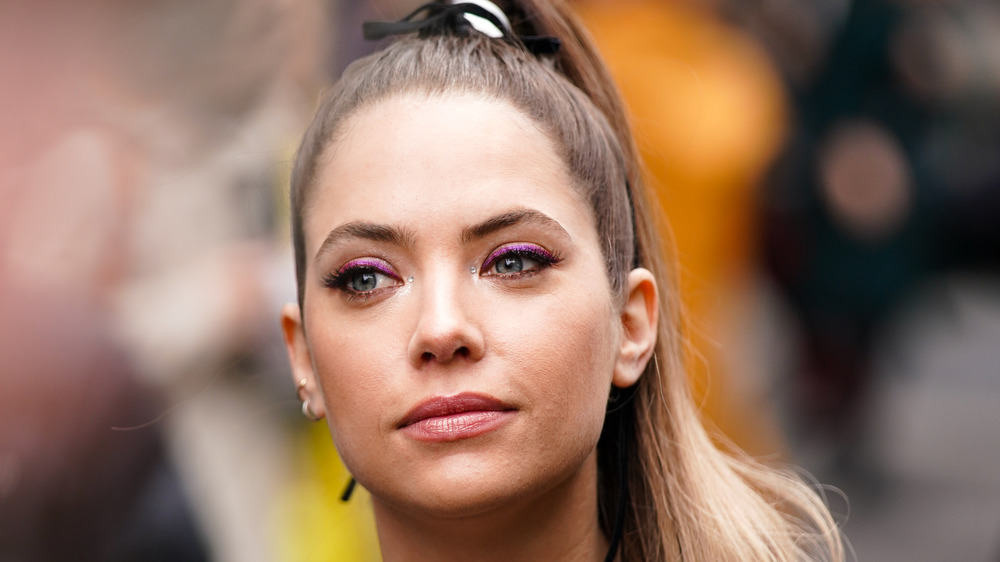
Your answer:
[1,0,998,560]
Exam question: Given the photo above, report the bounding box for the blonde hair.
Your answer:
[289,1,844,559]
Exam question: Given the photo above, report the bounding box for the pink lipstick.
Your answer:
[398,393,515,442]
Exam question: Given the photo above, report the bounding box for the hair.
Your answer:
[289,1,845,560]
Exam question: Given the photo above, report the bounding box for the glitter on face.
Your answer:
[339,258,396,278]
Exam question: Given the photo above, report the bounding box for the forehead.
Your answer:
[320,92,565,196]
[304,93,594,251]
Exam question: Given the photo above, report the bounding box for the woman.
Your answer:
[280,1,844,559]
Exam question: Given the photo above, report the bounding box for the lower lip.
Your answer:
[400,410,515,442]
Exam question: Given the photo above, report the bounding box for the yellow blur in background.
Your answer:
[576,0,789,456]
[278,424,381,562]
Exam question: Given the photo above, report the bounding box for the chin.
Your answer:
[366,456,520,517]
[410,484,525,520]
[365,444,598,521]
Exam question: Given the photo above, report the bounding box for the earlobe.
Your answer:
[612,269,659,389]
[281,303,326,419]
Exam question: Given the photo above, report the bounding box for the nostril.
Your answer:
[419,346,471,364]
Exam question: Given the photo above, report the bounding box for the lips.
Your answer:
[398,392,516,442]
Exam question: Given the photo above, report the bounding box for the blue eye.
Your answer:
[323,258,401,297]
[494,254,532,273]
[348,271,381,291]
[482,243,561,277]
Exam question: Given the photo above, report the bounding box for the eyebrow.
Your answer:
[314,221,416,264]
[460,208,569,244]
[314,208,569,264]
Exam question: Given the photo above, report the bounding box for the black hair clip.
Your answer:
[363,1,560,56]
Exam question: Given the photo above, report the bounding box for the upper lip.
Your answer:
[398,392,515,428]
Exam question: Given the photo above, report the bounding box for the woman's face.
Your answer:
[286,93,640,517]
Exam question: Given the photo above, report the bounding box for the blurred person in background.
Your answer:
[732,0,1000,476]
[1,0,329,560]
[727,0,1000,558]
[0,3,202,559]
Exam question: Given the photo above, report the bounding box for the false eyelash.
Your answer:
[321,270,350,290]
[481,243,562,276]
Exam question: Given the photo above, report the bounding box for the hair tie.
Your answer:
[363,1,561,56]
[456,0,511,38]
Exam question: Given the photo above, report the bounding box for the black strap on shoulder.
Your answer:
[604,396,631,562]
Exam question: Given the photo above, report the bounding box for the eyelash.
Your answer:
[481,243,562,278]
[322,258,401,299]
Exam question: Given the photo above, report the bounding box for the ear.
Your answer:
[612,268,659,389]
[281,303,326,419]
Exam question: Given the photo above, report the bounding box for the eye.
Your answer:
[482,243,561,277]
[323,258,402,298]
[494,253,534,274]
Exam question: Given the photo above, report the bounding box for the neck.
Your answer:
[372,450,609,562]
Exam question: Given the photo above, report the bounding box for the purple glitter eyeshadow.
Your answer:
[339,258,397,279]
[482,244,558,271]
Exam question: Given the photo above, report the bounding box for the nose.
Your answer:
[406,270,485,367]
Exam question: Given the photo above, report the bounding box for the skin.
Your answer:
[282,93,658,561]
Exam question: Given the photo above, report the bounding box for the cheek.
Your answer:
[305,316,402,467]
[498,287,619,450]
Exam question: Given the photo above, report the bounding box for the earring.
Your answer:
[301,399,321,422]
